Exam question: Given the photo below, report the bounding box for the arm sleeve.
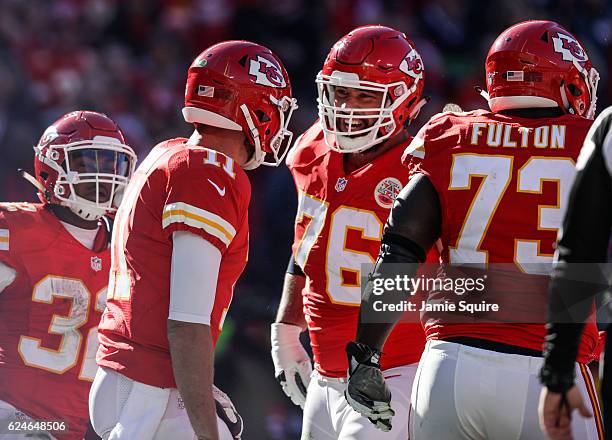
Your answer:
[543,107,612,381]
[356,173,442,349]
[168,231,222,325]
[162,165,244,254]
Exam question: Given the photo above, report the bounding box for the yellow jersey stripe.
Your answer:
[579,363,604,439]
[162,210,234,245]
[163,202,236,236]
[0,229,8,250]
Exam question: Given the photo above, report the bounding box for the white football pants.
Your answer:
[410,340,604,440]
[89,367,233,440]
[301,364,418,440]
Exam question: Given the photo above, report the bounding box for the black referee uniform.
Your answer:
[540,106,612,436]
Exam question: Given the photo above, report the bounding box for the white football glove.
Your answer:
[213,384,243,440]
[270,322,312,408]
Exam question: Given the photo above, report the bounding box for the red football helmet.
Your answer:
[32,111,137,220]
[183,40,297,169]
[317,25,427,153]
[485,20,599,119]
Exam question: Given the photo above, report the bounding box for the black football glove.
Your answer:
[344,341,395,432]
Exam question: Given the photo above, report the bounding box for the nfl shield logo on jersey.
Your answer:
[91,256,102,272]
[374,177,402,208]
[335,177,348,192]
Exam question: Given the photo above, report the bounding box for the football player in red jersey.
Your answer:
[270,25,429,439]
[345,21,605,439]
[89,41,296,440]
[0,110,136,440]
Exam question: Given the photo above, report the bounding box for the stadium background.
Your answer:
[0,0,610,438]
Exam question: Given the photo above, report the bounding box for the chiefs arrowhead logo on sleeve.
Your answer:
[248,55,287,88]
[552,33,588,64]
[399,48,424,80]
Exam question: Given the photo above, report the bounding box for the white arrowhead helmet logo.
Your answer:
[552,33,588,64]
[399,48,424,80]
[248,56,287,88]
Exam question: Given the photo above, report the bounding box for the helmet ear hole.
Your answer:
[40,171,49,181]
[405,96,417,110]
[255,110,271,123]
[568,84,582,97]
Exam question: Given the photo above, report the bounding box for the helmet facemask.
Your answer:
[317,71,421,153]
[241,94,298,170]
[36,136,137,220]
[561,61,599,119]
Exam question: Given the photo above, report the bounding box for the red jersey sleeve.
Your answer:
[402,113,462,211]
[285,126,317,263]
[0,211,9,256]
[287,160,305,268]
[285,125,329,271]
[0,211,17,293]
[402,122,428,165]
[0,203,42,293]
[161,154,248,254]
[403,112,461,167]
[0,206,19,272]
[402,118,437,183]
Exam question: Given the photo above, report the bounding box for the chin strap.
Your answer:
[67,197,106,220]
[19,169,106,220]
[408,96,430,121]
[19,169,49,200]
[559,81,576,115]
[19,169,46,192]
[239,104,264,170]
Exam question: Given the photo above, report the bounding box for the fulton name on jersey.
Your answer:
[470,122,567,149]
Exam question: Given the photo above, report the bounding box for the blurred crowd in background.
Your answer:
[0,0,611,438]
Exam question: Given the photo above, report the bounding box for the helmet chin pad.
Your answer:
[63,195,110,221]
[335,130,378,152]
